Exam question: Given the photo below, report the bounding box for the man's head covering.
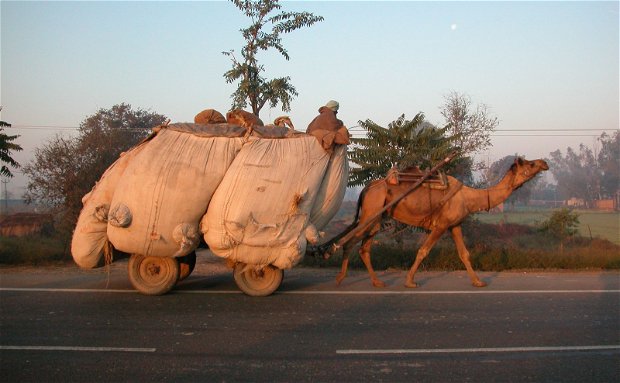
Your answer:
[324,100,339,112]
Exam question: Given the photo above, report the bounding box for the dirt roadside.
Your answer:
[1,248,619,293]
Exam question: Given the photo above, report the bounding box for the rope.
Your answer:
[103,240,114,288]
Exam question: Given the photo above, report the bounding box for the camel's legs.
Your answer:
[405,229,444,288]
[335,181,387,287]
[450,225,487,287]
[335,219,383,287]
[335,242,353,285]
[358,235,386,288]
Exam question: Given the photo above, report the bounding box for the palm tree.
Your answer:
[348,112,459,187]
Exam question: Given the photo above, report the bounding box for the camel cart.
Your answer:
[71,121,349,297]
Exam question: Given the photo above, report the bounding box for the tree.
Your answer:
[450,156,475,185]
[597,131,619,198]
[482,155,542,207]
[0,107,23,178]
[23,134,79,209]
[548,144,601,204]
[548,132,619,205]
[438,92,499,186]
[23,104,166,231]
[224,0,323,117]
[529,178,557,202]
[539,208,580,253]
[439,91,499,155]
[348,113,459,187]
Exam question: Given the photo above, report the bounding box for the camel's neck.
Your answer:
[467,171,516,212]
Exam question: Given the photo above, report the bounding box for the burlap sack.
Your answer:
[201,136,331,269]
[309,144,349,231]
[194,109,226,125]
[71,141,149,269]
[107,127,244,257]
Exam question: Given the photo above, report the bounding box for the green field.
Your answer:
[474,210,620,245]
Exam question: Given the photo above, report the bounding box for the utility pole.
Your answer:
[1,178,8,215]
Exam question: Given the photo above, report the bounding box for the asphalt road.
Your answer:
[1,253,619,382]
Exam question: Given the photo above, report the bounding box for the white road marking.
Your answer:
[1,287,619,295]
[0,345,156,352]
[275,290,620,295]
[336,345,620,355]
[0,288,136,293]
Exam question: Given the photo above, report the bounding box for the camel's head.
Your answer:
[510,157,549,189]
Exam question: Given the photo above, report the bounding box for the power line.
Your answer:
[493,134,605,137]
[495,128,617,132]
[9,125,80,130]
[10,124,617,132]
[7,125,617,139]
[1,179,8,213]
[348,126,616,137]
[348,126,616,132]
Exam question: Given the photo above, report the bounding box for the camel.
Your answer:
[323,157,549,288]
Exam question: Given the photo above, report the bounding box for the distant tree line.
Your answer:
[547,131,619,205]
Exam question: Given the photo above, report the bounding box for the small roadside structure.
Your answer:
[0,213,54,237]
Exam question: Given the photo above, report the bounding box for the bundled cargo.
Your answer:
[202,136,330,268]
[309,144,349,230]
[71,113,349,297]
[201,135,347,295]
[71,123,246,294]
[107,124,244,258]
[71,139,151,269]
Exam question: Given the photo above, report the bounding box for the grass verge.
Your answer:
[0,235,71,265]
[474,210,619,245]
[303,219,620,271]
[3,217,619,270]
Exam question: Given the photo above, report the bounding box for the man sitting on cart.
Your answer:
[306,100,350,151]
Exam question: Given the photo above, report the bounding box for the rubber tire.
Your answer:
[233,263,283,297]
[128,254,179,296]
[177,251,196,281]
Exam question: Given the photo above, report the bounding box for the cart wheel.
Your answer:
[233,263,283,297]
[177,251,196,281]
[128,254,179,295]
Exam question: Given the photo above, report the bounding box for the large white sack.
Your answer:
[309,144,349,231]
[107,127,244,257]
[202,136,331,269]
[71,141,149,269]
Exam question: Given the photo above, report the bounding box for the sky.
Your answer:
[1,0,619,196]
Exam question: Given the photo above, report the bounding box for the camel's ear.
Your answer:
[510,157,522,173]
